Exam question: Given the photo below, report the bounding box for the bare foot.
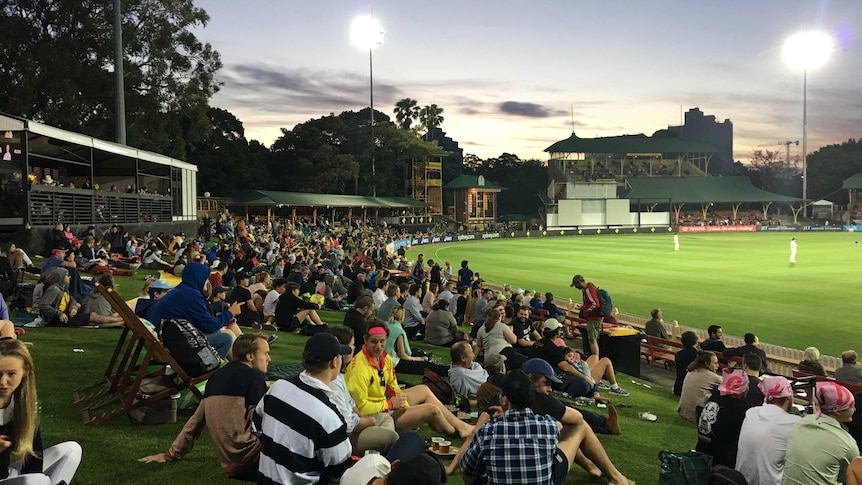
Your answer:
[595,394,612,405]
[607,405,621,435]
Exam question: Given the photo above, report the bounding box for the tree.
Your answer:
[0,0,222,159]
[419,104,444,140]
[393,98,419,130]
[808,139,862,202]
[747,149,800,196]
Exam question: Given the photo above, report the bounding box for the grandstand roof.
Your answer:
[842,173,862,190]
[225,190,429,208]
[443,175,505,190]
[545,133,718,155]
[619,176,803,204]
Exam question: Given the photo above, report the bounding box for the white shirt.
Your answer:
[328,374,360,433]
[735,404,800,485]
[263,289,281,316]
[372,288,387,308]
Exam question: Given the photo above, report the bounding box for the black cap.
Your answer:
[236,272,250,281]
[212,286,227,294]
[570,274,585,287]
[304,333,352,363]
[387,452,446,485]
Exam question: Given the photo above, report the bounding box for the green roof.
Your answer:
[842,173,862,190]
[443,175,505,190]
[619,177,802,204]
[545,133,717,155]
[225,190,429,208]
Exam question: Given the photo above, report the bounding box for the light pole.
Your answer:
[783,31,833,217]
[351,15,384,196]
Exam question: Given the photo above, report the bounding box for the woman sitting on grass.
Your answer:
[678,350,721,422]
[0,339,81,485]
[384,310,448,376]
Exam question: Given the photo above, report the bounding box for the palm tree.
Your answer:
[419,104,444,141]
[393,98,420,130]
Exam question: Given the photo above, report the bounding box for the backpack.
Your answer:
[423,368,455,405]
[597,288,613,317]
[158,318,221,378]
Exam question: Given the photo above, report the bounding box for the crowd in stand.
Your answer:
[676,210,782,226]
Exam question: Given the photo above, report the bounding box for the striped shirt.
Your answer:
[255,372,352,484]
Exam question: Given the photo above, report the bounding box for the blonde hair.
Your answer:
[389,306,405,324]
[803,346,821,363]
[0,340,38,461]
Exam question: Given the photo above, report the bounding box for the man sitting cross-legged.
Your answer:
[459,370,633,485]
[138,333,271,479]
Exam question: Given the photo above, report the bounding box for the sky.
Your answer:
[192,0,861,163]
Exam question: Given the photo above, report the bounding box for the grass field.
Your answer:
[410,232,862,357]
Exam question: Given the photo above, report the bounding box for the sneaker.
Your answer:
[597,381,611,391]
[609,386,630,397]
[266,334,278,345]
[251,322,263,330]
[263,322,278,331]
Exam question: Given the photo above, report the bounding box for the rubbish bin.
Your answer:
[599,330,641,378]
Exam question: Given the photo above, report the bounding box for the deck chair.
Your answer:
[71,283,215,425]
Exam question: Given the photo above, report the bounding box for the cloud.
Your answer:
[499,101,567,118]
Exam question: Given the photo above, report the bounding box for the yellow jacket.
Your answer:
[345,346,401,415]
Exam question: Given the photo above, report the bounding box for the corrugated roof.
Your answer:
[225,190,429,208]
[442,175,505,190]
[619,176,802,203]
[545,133,717,155]
[842,173,862,190]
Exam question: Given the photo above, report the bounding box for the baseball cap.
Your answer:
[387,452,446,485]
[483,353,507,371]
[521,358,563,384]
[570,274,585,287]
[236,272,250,281]
[71,238,82,246]
[51,248,67,255]
[149,279,175,291]
[304,333,352,363]
[211,286,227,295]
[496,294,507,301]
[543,318,563,331]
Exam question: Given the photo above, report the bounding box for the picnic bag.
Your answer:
[658,450,712,485]
[423,368,454,405]
[128,375,180,424]
[158,318,221,378]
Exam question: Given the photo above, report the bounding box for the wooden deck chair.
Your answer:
[71,283,216,425]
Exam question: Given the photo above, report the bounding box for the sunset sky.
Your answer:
[192,0,861,163]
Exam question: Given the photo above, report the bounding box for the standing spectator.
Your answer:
[428,259,442,287]
[783,382,862,485]
[457,260,473,288]
[411,253,426,285]
[700,325,727,352]
[443,260,452,282]
[255,333,354,483]
[695,368,753,468]
[571,274,603,357]
[674,331,699,396]
[678,351,721,422]
[735,376,800,485]
[836,351,862,384]
[797,346,827,376]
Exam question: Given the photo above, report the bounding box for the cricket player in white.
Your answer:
[789,237,797,263]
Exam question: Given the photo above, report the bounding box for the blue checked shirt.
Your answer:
[460,408,560,484]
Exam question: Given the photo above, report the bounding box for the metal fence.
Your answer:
[29,186,172,226]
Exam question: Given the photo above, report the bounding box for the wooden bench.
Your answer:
[530,307,549,322]
[71,283,215,425]
[641,335,682,368]
[792,370,862,396]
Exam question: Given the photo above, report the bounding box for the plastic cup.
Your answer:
[439,440,451,453]
[431,437,444,451]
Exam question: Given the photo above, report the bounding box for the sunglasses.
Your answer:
[378,369,386,388]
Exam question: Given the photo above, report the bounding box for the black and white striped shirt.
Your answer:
[255,372,352,484]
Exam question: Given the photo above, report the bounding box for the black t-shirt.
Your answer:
[530,392,566,422]
[511,317,534,346]
[530,338,566,368]
[227,286,252,305]
[695,392,751,468]
[205,360,267,407]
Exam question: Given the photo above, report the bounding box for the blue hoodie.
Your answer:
[149,263,233,334]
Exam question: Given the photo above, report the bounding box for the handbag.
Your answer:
[658,450,712,485]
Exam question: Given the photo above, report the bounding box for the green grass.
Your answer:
[413,232,862,358]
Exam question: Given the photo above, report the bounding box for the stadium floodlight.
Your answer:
[351,15,384,196]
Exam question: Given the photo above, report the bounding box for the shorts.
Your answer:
[586,319,602,341]
[551,447,569,485]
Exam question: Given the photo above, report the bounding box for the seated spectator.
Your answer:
[836,351,862,384]
[645,308,677,340]
[41,249,91,301]
[385,309,447,376]
[344,321,474,441]
[700,325,726,352]
[562,346,629,397]
[343,295,374,352]
[741,352,766,407]
[542,292,566,319]
[424,299,460,347]
[262,278,286,326]
[421,282,438,315]
[72,273,126,327]
[141,243,172,271]
[0,339,82,484]
[470,288,492,337]
[342,448,446,485]
[0,292,18,339]
[448,341,488,401]
[375,282,400,322]
[696,368,753,468]
[475,353,506,416]
[255,333,354,483]
[49,223,70,251]
[735,376,800,485]
[475,308,519,365]
[4,242,38,275]
[798,346,827,376]
[724,333,770,373]
[783,382,862,484]
[274,281,325,333]
[678,351,721,422]
[529,321,608,403]
[138,333,270,479]
[401,284,425,339]
[208,286,229,318]
[509,305,540,355]
[226,272,261,328]
[347,272,367,304]
[674,331,699,396]
[37,267,81,327]
[149,263,243,358]
[132,279,174,319]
